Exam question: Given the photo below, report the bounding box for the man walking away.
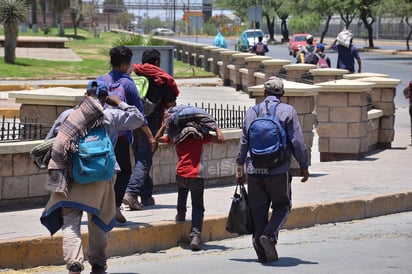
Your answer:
[235,76,309,263]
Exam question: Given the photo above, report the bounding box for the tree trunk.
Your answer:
[265,14,275,42]
[360,16,375,48]
[31,0,37,24]
[406,17,411,51]
[57,13,65,36]
[4,23,18,64]
[320,15,332,43]
[280,17,289,42]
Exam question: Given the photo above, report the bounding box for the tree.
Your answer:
[0,0,27,64]
[47,0,70,36]
[69,0,82,37]
[358,0,381,48]
[377,0,412,50]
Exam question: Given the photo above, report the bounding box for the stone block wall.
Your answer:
[0,130,242,210]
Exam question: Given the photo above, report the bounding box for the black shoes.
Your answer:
[259,235,278,262]
[115,207,126,223]
[90,264,106,274]
[68,262,82,274]
[175,213,186,222]
[141,196,155,206]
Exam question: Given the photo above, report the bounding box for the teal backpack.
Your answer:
[72,126,116,184]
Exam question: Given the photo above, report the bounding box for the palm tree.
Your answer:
[0,0,27,64]
[47,0,70,36]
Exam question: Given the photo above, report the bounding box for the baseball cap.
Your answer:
[87,80,108,98]
[264,76,284,95]
[316,43,325,51]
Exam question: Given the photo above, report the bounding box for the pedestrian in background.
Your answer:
[331,29,362,73]
[97,46,157,223]
[235,76,309,263]
[403,80,412,145]
[40,81,144,274]
[252,36,269,56]
[155,105,225,251]
[213,31,227,48]
[123,49,179,209]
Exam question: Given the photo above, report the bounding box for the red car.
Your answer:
[288,34,316,57]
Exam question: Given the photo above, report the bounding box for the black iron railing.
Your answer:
[0,103,246,142]
[0,116,51,143]
[188,102,247,129]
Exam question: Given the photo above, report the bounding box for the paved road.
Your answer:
[16,211,412,274]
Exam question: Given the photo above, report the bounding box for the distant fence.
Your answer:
[0,103,246,142]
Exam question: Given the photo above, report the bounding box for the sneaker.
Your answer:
[259,235,278,262]
[190,233,201,251]
[68,262,83,274]
[115,207,126,223]
[123,193,144,210]
[175,213,186,222]
[141,196,155,206]
[90,264,106,274]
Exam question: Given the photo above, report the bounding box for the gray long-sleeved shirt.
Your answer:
[236,96,308,175]
[46,100,144,171]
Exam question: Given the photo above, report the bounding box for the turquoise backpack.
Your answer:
[72,126,116,184]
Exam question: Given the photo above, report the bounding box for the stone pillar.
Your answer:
[244,55,272,88]
[248,80,320,173]
[219,51,237,86]
[356,76,401,148]
[201,46,218,72]
[210,48,228,75]
[309,68,349,84]
[262,59,290,77]
[193,43,207,67]
[283,64,317,82]
[8,87,84,140]
[343,72,389,80]
[232,52,255,91]
[316,79,375,161]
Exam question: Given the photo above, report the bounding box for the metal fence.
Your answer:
[0,103,246,142]
[187,102,247,129]
[1,116,52,143]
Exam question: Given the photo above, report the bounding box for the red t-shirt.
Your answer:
[166,134,212,178]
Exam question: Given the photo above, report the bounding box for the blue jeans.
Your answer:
[126,128,154,198]
[176,175,205,233]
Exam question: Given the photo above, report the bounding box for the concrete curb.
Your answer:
[1,190,411,270]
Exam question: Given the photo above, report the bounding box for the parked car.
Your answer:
[151,28,175,36]
[288,34,316,57]
[235,29,268,52]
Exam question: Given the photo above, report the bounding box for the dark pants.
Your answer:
[176,175,205,234]
[126,112,161,199]
[409,105,412,136]
[114,137,132,207]
[247,173,292,258]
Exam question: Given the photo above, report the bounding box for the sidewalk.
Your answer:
[0,77,411,270]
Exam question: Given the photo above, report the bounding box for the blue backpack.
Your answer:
[72,126,116,184]
[248,102,287,169]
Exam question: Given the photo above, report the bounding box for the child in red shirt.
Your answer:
[156,123,224,251]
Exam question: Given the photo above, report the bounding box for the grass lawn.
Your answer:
[0,28,215,79]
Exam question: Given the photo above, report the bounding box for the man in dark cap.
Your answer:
[235,76,309,263]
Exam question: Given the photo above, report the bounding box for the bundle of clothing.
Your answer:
[164,105,218,145]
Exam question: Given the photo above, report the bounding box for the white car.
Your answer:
[235,29,268,52]
[151,28,175,36]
